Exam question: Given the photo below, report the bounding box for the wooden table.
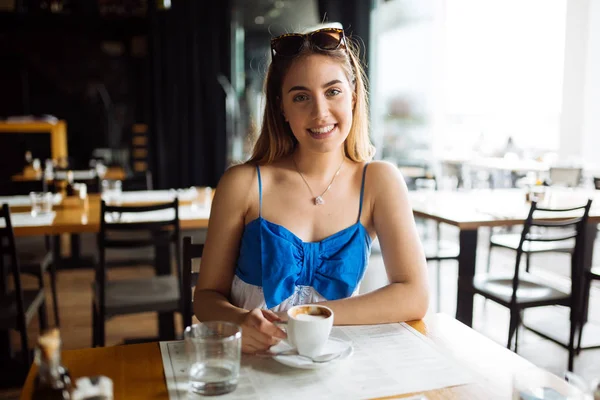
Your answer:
[11,192,209,238]
[11,166,126,182]
[0,120,67,161]
[19,314,583,400]
[409,188,600,327]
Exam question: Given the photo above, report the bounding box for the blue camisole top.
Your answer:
[234,163,372,309]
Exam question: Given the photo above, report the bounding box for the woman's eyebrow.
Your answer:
[287,79,343,93]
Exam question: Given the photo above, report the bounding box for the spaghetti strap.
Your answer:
[256,165,263,217]
[357,163,369,222]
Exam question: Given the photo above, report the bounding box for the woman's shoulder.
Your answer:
[365,160,403,181]
[214,163,258,204]
[221,162,257,181]
[363,160,407,197]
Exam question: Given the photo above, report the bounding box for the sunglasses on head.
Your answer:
[271,28,346,58]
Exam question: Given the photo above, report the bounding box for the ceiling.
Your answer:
[235,0,320,36]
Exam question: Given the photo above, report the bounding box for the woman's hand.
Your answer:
[239,309,287,353]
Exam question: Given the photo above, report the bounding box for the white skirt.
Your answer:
[230,275,327,312]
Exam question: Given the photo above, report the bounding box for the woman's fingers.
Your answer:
[240,309,285,352]
[261,309,281,322]
[259,310,287,339]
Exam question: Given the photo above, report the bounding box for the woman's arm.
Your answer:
[320,161,430,324]
[193,164,286,351]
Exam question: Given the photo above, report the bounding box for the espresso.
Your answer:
[289,305,331,320]
[294,314,328,321]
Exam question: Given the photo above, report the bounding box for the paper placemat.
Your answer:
[160,323,475,400]
[103,188,199,204]
[54,170,96,180]
[104,205,210,223]
[0,193,63,207]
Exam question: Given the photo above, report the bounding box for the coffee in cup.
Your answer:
[286,305,333,358]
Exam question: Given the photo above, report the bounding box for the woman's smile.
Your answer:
[307,124,337,139]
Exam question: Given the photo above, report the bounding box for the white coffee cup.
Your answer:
[285,305,334,358]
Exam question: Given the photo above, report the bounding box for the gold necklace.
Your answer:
[292,156,344,205]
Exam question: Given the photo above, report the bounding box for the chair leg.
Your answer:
[92,300,98,348]
[49,261,60,327]
[486,238,493,273]
[568,317,577,372]
[507,309,519,351]
[98,305,106,347]
[577,276,591,355]
[38,299,49,331]
[514,311,524,353]
[18,319,30,366]
[36,270,49,331]
[525,252,531,273]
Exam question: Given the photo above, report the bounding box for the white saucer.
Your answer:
[271,337,353,370]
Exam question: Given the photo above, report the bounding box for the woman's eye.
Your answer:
[293,94,308,102]
[326,88,341,97]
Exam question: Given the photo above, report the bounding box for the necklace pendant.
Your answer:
[314,196,325,206]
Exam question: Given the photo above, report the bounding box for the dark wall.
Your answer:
[0,20,146,172]
[318,0,373,72]
[147,0,231,189]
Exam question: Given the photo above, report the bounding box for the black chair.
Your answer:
[487,171,583,274]
[410,173,460,311]
[92,199,181,347]
[576,266,600,353]
[423,231,459,312]
[182,236,204,329]
[473,199,592,371]
[0,204,49,367]
[486,199,575,274]
[18,249,59,327]
[121,171,153,192]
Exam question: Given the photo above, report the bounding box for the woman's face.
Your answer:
[281,54,354,155]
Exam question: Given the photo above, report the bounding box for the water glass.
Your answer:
[204,187,213,208]
[73,183,87,201]
[513,369,591,400]
[30,192,53,216]
[101,180,122,204]
[184,321,241,396]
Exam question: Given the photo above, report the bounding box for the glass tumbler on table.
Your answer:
[101,180,122,204]
[184,321,241,396]
[30,192,53,216]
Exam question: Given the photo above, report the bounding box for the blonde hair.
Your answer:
[248,36,374,165]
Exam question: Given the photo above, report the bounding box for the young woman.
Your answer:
[194,28,429,353]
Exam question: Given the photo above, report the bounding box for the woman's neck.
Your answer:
[292,148,347,180]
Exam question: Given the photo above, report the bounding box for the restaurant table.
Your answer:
[2,191,210,359]
[409,188,600,327]
[10,193,208,238]
[0,120,67,161]
[11,166,126,182]
[19,314,584,400]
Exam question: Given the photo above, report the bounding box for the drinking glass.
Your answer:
[184,321,241,396]
[30,192,53,216]
[101,180,122,204]
[204,187,213,209]
[73,183,87,201]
